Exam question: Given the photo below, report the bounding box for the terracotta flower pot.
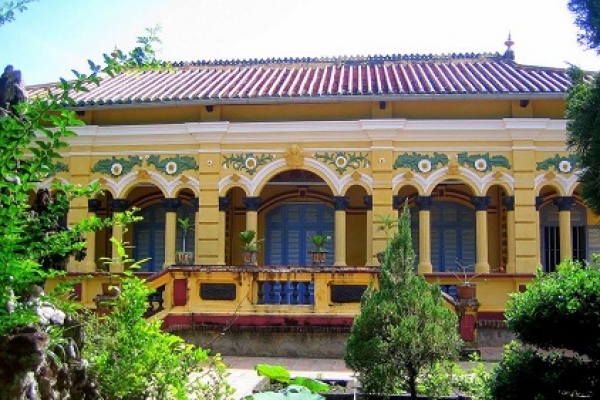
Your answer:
[309,250,328,266]
[242,250,258,266]
[456,284,476,300]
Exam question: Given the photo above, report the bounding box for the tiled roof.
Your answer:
[28,52,577,107]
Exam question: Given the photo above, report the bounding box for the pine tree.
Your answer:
[345,204,462,399]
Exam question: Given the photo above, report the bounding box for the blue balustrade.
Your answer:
[257,280,315,305]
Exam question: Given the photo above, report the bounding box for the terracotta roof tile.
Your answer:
[27,52,584,107]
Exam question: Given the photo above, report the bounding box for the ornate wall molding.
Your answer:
[147,155,199,176]
[457,152,510,172]
[222,153,273,175]
[91,156,142,177]
[314,151,370,175]
[536,154,580,174]
[393,152,448,173]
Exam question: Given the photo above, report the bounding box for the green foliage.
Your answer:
[0,0,37,26]
[345,203,462,399]
[84,275,232,399]
[491,258,600,398]
[255,363,291,384]
[0,19,224,397]
[0,26,165,336]
[566,66,600,214]
[506,259,600,359]
[254,363,330,394]
[239,229,263,251]
[99,234,148,272]
[375,213,398,240]
[289,377,330,394]
[489,341,595,399]
[308,234,331,252]
[567,0,600,51]
[178,217,194,252]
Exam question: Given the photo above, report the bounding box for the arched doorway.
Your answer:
[540,201,587,272]
[265,202,334,266]
[133,202,165,272]
[429,200,476,272]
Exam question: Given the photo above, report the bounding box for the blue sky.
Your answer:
[2,0,600,85]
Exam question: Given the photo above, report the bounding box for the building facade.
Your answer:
[36,44,598,343]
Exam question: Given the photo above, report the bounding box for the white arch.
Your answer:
[246,157,345,195]
[165,174,200,197]
[535,171,581,196]
[481,171,515,193]
[395,167,517,195]
[565,170,583,196]
[218,174,252,195]
[340,172,373,192]
[392,172,427,194]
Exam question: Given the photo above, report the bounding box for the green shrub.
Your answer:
[489,341,595,399]
[506,258,600,359]
[489,258,600,398]
[84,276,232,399]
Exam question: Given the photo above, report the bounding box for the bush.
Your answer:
[489,342,596,399]
[489,258,600,398]
[345,204,462,399]
[506,259,600,359]
[84,275,232,399]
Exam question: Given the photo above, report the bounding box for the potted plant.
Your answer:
[175,217,194,265]
[375,213,398,263]
[308,234,331,266]
[239,230,263,266]
[452,263,483,300]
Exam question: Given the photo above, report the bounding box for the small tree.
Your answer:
[345,204,462,399]
[489,258,600,398]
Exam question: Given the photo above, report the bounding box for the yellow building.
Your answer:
[35,41,597,354]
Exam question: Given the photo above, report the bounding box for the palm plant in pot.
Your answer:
[375,213,398,264]
[308,234,331,266]
[239,230,262,266]
[175,217,194,265]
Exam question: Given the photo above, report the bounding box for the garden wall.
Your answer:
[174,324,513,358]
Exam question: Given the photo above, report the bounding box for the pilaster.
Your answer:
[332,196,349,266]
[472,196,491,273]
[162,198,181,268]
[416,196,433,273]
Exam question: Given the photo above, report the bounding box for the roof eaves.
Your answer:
[69,91,566,111]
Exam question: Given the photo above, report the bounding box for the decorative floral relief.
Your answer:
[536,154,580,174]
[222,153,273,175]
[147,155,199,176]
[91,156,142,177]
[418,159,432,173]
[393,152,448,172]
[314,151,370,175]
[457,152,510,172]
[48,162,69,176]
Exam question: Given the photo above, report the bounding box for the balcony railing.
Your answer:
[48,266,533,329]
